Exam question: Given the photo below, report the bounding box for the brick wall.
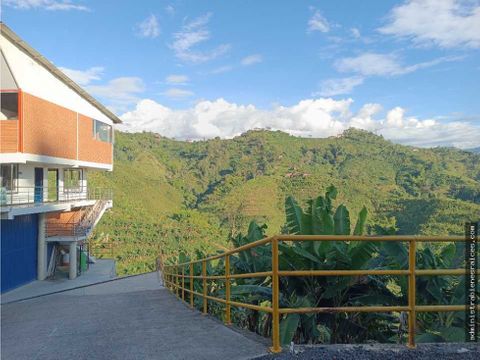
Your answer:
[20,92,112,165]
[78,114,113,164]
[0,120,18,153]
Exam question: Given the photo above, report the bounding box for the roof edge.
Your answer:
[0,22,122,124]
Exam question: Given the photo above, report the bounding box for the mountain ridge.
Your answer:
[89,128,480,274]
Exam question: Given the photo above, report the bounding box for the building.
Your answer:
[0,23,121,293]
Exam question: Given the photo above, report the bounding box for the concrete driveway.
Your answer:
[1,273,268,360]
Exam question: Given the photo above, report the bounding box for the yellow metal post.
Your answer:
[270,237,281,353]
[225,254,231,325]
[175,266,179,297]
[408,239,416,348]
[182,265,185,302]
[190,262,194,308]
[202,260,207,314]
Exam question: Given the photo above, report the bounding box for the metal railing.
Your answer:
[0,186,112,206]
[161,235,479,353]
[46,198,109,238]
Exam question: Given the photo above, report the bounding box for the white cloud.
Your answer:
[3,0,89,10]
[86,77,145,112]
[136,14,160,38]
[351,28,361,39]
[335,52,462,77]
[171,12,230,63]
[241,54,263,66]
[161,88,194,99]
[57,66,145,113]
[308,9,330,33]
[211,65,234,74]
[165,74,189,84]
[118,97,480,148]
[59,66,104,86]
[165,4,175,16]
[315,76,364,96]
[379,0,480,48]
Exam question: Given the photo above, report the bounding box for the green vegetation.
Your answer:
[171,186,471,345]
[88,128,480,275]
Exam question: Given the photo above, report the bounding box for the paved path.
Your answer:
[1,259,116,304]
[1,272,268,360]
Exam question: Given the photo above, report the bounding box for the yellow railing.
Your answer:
[160,235,478,353]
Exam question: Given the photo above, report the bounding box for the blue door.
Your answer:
[34,168,43,203]
[1,215,38,293]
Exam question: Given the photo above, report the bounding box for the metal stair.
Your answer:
[46,200,109,240]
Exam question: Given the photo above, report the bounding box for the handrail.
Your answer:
[0,186,112,206]
[161,235,478,353]
[45,198,108,238]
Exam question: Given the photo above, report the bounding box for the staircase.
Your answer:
[46,200,109,240]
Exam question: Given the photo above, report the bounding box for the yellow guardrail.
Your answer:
[160,235,478,353]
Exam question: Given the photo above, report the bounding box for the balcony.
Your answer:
[0,186,112,218]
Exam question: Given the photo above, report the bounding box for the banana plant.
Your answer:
[378,240,469,343]
[279,185,398,344]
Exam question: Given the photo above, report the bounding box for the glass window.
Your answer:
[93,120,112,143]
[64,169,82,191]
[0,164,18,191]
[1,92,18,120]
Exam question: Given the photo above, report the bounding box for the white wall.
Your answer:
[0,33,113,126]
[3,164,88,205]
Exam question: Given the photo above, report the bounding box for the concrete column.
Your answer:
[69,242,77,280]
[37,213,47,280]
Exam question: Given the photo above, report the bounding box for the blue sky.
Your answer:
[2,0,480,148]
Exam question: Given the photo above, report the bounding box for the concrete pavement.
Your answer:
[1,259,116,304]
[1,272,268,360]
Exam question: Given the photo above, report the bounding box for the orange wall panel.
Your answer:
[20,92,112,165]
[78,114,112,164]
[46,209,87,236]
[0,120,18,153]
[23,93,77,159]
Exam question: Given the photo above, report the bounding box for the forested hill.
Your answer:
[89,128,480,274]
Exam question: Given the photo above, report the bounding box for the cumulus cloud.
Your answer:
[3,0,89,11]
[118,97,480,148]
[308,9,330,33]
[171,12,230,63]
[379,0,480,49]
[161,88,194,99]
[136,14,160,38]
[59,66,104,86]
[165,74,189,84]
[86,77,145,112]
[241,54,263,66]
[335,52,462,77]
[315,76,364,96]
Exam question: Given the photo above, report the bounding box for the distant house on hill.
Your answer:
[0,23,121,292]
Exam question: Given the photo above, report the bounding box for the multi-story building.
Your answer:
[0,23,120,293]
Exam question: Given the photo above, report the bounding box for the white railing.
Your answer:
[0,186,112,207]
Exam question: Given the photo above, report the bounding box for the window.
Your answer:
[64,169,82,191]
[1,164,18,191]
[93,120,112,143]
[0,92,18,120]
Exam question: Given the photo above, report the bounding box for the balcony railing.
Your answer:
[0,186,112,207]
[46,198,109,238]
[161,235,480,353]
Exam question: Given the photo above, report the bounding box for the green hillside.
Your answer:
[88,128,480,275]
